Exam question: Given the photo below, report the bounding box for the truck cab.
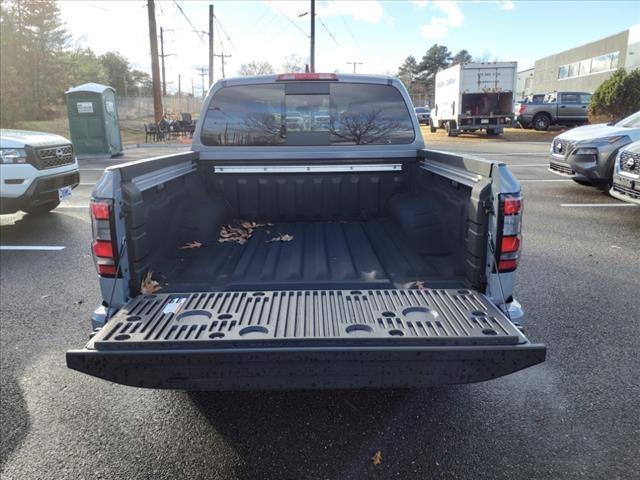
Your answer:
[517,92,592,131]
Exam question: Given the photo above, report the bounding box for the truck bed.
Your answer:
[158,219,464,292]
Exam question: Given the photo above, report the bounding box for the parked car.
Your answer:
[414,106,430,124]
[430,62,517,136]
[610,140,640,204]
[66,72,545,391]
[549,110,640,187]
[517,91,591,131]
[0,129,79,214]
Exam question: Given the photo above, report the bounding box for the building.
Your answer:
[516,68,535,99]
[522,24,639,95]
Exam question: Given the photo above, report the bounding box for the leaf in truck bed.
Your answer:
[372,450,382,466]
[415,281,426,289]
[141,271,162,294]
[266,234,294,243]
[179,241,205,249]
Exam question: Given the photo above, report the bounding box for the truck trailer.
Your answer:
[430,62,517,137]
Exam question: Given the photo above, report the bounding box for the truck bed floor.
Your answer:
[158,220,464,292]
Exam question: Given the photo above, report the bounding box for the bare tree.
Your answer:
[281,54,307,73]
[238,61,275,76]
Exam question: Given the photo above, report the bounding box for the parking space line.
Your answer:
[560,203,637,208]
[508,164,549,167]
[520,179,572,183]
[78,183,95,186]
[476,153,549,156]
[0,246,66,251]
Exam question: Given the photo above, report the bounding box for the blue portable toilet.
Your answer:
[65,83,123,156]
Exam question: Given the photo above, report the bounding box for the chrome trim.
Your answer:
[214,163,402,174]
[420,160,482,187]
[132,161,195,191]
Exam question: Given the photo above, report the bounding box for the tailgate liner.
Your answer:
[90,288,523,350]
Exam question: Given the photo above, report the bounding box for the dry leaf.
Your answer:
[267,234,294,243]
[415,281,425,289]
[372,451,382,466]
[141,271,162,294]
[179,241,204,249]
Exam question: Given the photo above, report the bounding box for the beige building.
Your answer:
[524,25,640,95]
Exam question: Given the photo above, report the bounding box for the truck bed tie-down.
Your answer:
[67,288,546,390]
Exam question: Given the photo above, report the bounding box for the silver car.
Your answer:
[610,140,640,204]
[549,110,640,188]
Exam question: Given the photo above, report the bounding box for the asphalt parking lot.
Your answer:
[1,131,638,480]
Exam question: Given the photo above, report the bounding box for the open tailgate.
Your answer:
[67,288,545,390]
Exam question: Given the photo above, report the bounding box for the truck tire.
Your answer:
[532,113,550,131]
[23,200,60,215]
[445,121,458,137]
[429,118,437,133]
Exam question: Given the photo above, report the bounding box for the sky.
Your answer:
[58,0,640,96]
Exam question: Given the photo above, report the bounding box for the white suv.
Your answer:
[0,129,80,214]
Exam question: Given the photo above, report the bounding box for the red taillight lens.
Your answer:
[500,235,520,253]
[518,104,527,114]
[92,240,114,258]
[97,264,117,277]
[498,259,518,271]
[276,73,338,81]
[503,196,522,215]
[90,201,111,220]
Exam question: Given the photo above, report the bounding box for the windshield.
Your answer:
[415,107,427,113]
[616,111,640,128]
[201,82,416,146]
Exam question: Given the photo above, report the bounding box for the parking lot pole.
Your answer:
[310,0,315,72]
[209,4,214,87]
[147,0,163,123]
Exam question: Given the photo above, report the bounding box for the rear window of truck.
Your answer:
[200,83,415,146]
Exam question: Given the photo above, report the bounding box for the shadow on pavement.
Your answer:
[189,386,468,480]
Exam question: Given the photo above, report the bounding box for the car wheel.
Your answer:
[23,200,60,215]
[429,118,437,133]
[532,114,550,131]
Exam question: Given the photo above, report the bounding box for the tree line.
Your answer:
[0,0,154,126]
[397,45,477,104]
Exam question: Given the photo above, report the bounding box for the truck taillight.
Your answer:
[90,199,119,278]
[496,193,523,273]
[276,73,338,81]
[518,104,527,115]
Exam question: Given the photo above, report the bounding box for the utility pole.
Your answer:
[178,74,181,97]
[147,0,163,123]
[208,4,214,87]
[347,61,363,74]
[159,27,175,96]
[213,52,231,79]
[191,78,194,97]
[196,67,208,97]
[310,0,315,72]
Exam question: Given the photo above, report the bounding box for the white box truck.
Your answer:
[429,62,517,137]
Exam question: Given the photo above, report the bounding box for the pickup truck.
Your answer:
[66,73,545,390]
[517,91,592,131]
[1,129,79,214]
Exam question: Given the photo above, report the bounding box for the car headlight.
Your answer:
[574,147,599,155]
[0,148,28,164]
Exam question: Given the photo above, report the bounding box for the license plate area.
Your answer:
[480,119,489,124]
[91,289,524,350]
[58,186,73,201]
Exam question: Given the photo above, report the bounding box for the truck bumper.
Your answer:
[1,169,80,214]
[67,289,546,390]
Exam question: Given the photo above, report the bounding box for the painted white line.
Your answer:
[477,153,549,156]
[520,179,572,183]
[0,246,65,251]
[508,164,549,167]
[560,203,638,208]
[78,183,95,186]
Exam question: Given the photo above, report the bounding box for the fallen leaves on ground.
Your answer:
[372,450,382,466]
[267,233,294,243]
[179,241,205,249]
[414,281,426,289]
[141,271,162,294]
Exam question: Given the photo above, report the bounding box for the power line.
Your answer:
[173,1,206,44]
[332,1,367,61]
[214,14,238,53]
[316,14,339,46]
[250,6,271,29]
[268,1,309,39]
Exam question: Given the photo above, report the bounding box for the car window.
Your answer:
[579,94,592,104]
[560,93,579,104]
[201,83,416,146]
[616,111,640,128]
